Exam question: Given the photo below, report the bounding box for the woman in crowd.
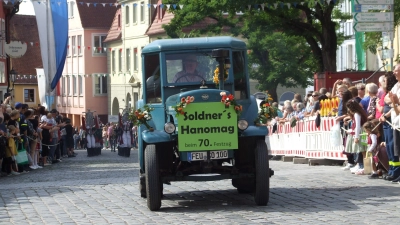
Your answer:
[65,119,75,157]
[366,83,379,120]
[379,71,400,181]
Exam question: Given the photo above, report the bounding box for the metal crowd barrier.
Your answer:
[268,117,346,160]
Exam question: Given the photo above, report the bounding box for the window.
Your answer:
[62,77,65,95]
[67,76,70,95]
[93,34,106,54]
[67,37,70,56]
[79,75,83,95]
[0,62,4,83]
[132,5,137,23]
[0,19,4,59]
[140,1,144,22]
[145,54,161,103]
[118,14,121,27]
[24,89,35,102]
[126,49,130,72]
[125,6,130,25]
[134,48,138,70]
[112,50,116,72]
[68,1,75,18]
[94,75,107,94]
[72,36,76,55]
[118,50,122,72]
[232,51,248,99]
[77,35,82,55]
[73,75,77,95]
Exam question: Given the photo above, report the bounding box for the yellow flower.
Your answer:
[213,66,228,85]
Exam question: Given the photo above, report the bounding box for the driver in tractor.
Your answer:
[172,55,205,83]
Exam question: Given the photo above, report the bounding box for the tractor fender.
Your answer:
[142,130,175,144]
[240,125,268,137]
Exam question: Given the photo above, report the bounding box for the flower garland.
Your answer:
[213,66,228,85]
[129,104,154,130]
[173,96,195,116]
[220,92,242,115]
[255,92,278,125]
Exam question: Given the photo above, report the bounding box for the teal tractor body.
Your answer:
[136,37,273,211]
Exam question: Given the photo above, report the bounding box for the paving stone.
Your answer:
[1,149,400,223]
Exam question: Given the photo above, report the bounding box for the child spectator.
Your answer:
[344,100,368,174]
[363,120,381,179]
[6,125,20,175]
[35,125,43,168]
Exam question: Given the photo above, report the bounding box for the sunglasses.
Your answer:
[312,95,319,97]
[358,88,365,90]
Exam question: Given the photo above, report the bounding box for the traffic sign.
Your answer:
[354,4,392,12]
[381,49,394,59]
[353,22,394,32]
[355,0,393,4]
[353,12,393,22]
[382,31,394,41]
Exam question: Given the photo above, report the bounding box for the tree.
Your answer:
[247,32,318,101]
[163,0,351,72]
[163,0,351,97]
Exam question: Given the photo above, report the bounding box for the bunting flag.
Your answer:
[12,0,336,10]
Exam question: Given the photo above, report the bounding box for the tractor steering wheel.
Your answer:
[174,73,205,83]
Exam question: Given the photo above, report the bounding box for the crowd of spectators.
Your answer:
[273,63,400,181]
[0,102,83,177]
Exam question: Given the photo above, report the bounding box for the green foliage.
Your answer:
[247,32,317,97]
[162,0,352,97]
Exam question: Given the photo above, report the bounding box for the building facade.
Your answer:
[106,0,161,117]
[57,0,117,127]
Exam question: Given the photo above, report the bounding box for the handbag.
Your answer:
[15,144,29,166]
[330,123,341,147]
[315,113,321,128]
[363,152,373,175]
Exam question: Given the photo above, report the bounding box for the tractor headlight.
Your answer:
[164,122,176,134]
[238,120,248,131]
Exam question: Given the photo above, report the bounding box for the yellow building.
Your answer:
[12,75,40,109]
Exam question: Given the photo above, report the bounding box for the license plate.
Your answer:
[188,150,228,161]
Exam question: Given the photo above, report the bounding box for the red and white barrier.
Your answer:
[268,117,346,160]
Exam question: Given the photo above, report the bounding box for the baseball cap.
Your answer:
[50,109,57,113]
[15,102,22,109]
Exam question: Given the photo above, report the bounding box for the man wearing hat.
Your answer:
[172,55,205,83]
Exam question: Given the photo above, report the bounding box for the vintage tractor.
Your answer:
[135,37,273,211]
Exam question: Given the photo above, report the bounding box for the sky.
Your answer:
[17,1,35,15]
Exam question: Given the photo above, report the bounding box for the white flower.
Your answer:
[220,91,226,96]
[144,115,149,119]
[226,98,230,101]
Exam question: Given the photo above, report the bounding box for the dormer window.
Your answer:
[118,14,121,28]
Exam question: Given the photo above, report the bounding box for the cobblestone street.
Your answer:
[1,149,400,224]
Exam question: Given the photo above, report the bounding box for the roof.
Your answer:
[145,7,173,36]
[104,8,122,42]
[145,4,231,37]
[142,36,247,54]
[9,14,42,83]
[77,0,118,29]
